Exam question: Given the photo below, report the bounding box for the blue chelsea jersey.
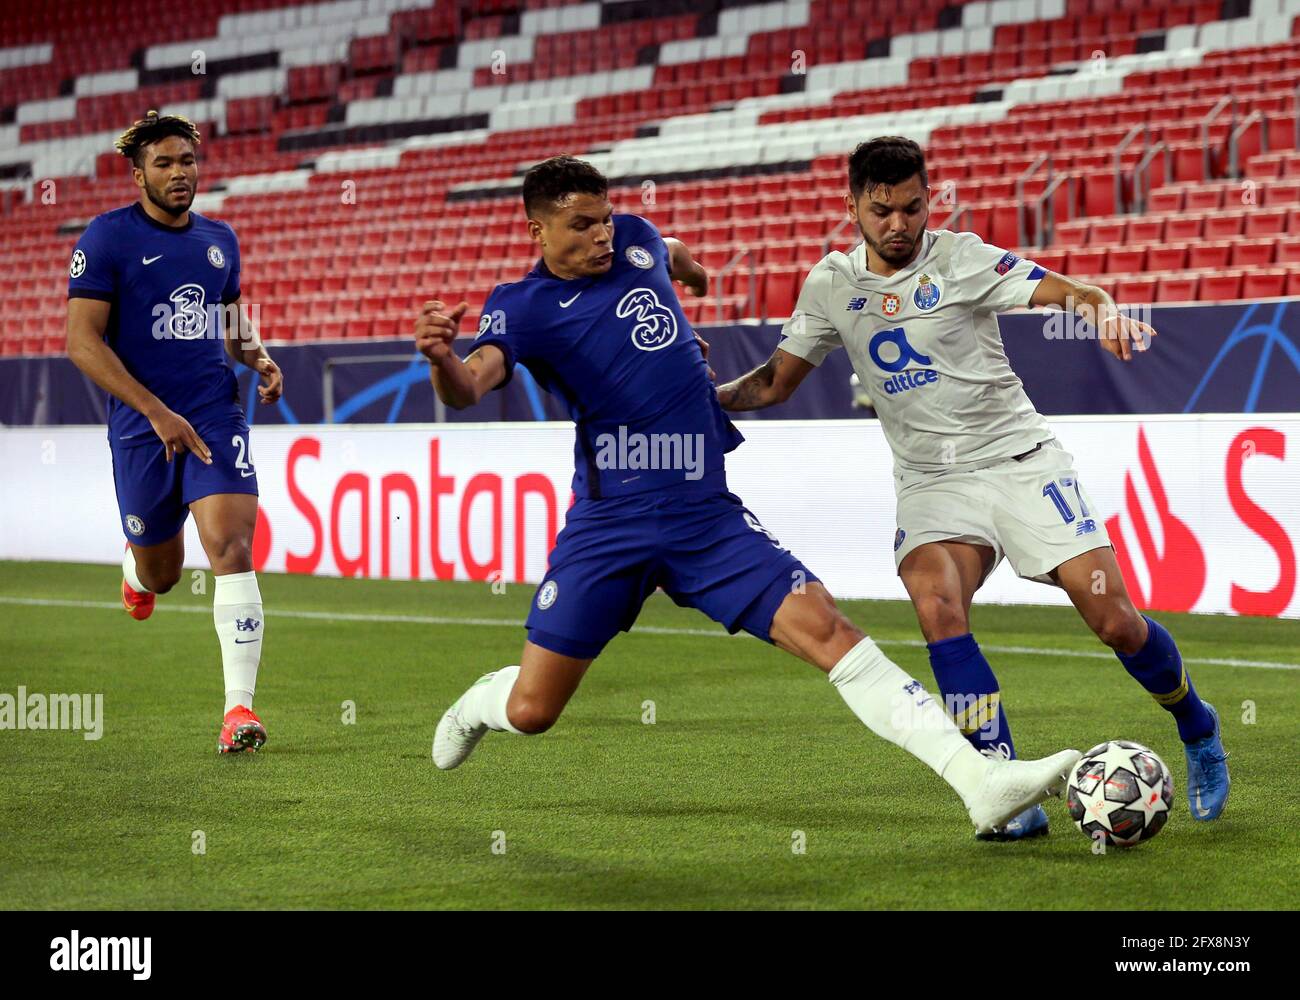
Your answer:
[67,202,243,443]
[474,214,744,499]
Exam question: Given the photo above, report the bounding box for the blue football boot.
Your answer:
[975,803,1049,842]
[1185,702,1230,821]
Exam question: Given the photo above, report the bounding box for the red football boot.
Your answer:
[121,578,156,621]
[218,705,267,754]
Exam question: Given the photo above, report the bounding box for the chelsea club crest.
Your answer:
[913,273,940,311]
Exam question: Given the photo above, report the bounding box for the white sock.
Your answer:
[122,548,150,593]
[828,636,988,803]
[214,571,263,714]
[458,665,524,734]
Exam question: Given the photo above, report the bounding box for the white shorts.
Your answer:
[892,440,1112,585]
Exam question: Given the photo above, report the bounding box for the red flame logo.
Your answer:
[1105,427,1206,612]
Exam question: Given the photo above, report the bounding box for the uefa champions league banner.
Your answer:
[1,415,1298,619]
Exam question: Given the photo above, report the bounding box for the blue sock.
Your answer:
[927,633,1016,759]
[1116,615,1214,743]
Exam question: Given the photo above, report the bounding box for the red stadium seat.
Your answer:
[1114,276,1157,304]
[1188,241,1233,268]
[1198,271,1244,300]
[1146,244,1188,271]
[1156,274,1199,302]
[1230,239,1276,267]
[1241,269,1288,298]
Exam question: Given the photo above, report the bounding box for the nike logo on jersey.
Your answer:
[559,292,583,308]
[142,255,162,265]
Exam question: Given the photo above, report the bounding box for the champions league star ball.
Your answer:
[1065,741,1174,848]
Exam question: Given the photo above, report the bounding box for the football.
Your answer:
[1065,740,1174,848]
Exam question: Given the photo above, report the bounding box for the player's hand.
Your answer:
[415,299,468,364]
[255,356,283,404]
[1097,310,1157,362]
[149,408,211,464]
[694,332,715,381]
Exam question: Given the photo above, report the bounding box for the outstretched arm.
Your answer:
[664,236,708,297]
[717,347,815,411]
[414,299,506,410]
[1030,271,1157,362]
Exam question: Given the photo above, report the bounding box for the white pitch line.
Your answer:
[2,595,1297,671]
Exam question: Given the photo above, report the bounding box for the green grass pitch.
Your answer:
[1,560,1296,910]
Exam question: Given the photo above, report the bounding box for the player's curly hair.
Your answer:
[522,155,608,217]
[114,110,202,168]
[848,136,928,198]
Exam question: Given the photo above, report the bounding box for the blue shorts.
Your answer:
[525,488,818,659]
[109,408,259,546]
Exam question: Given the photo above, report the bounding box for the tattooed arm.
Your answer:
[716,348,815,411]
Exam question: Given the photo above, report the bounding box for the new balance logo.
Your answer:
[1076,519,1097,536]
[846,297,868,311]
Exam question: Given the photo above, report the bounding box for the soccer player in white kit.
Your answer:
[718,137,1230,839]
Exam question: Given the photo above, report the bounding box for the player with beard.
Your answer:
[65,112,283,754]
[417,154,1083,836]
[717,136,1230,838]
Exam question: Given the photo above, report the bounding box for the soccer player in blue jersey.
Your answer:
[65,112,282,754]
[415,155,1083,835]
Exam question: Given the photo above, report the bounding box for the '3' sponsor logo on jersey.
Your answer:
[166,283,208,340]
[617,287,678,351]
[869,326,939,396]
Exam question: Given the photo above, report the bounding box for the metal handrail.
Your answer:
[716,248,757,323]
[1200,95,1236,181]
[820,215,859,258]
[1229,109,1265,179]
[1016,152,1051,248]
[1113,124,1146,214]
[1035,172,1070,248]
[927,185,969,235]
[944,205,971,232]
[1131,141,1169,215]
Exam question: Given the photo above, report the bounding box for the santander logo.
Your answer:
[1106,426,1207,612]
[1107,425,1295,617]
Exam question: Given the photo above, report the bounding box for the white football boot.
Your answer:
[432,675,493,770]
[965,748,1082,834]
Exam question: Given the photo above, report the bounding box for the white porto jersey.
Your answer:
[778,229,1053,475]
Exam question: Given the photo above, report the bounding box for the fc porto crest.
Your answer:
[913,273,940,311]
[882,293,901,317]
